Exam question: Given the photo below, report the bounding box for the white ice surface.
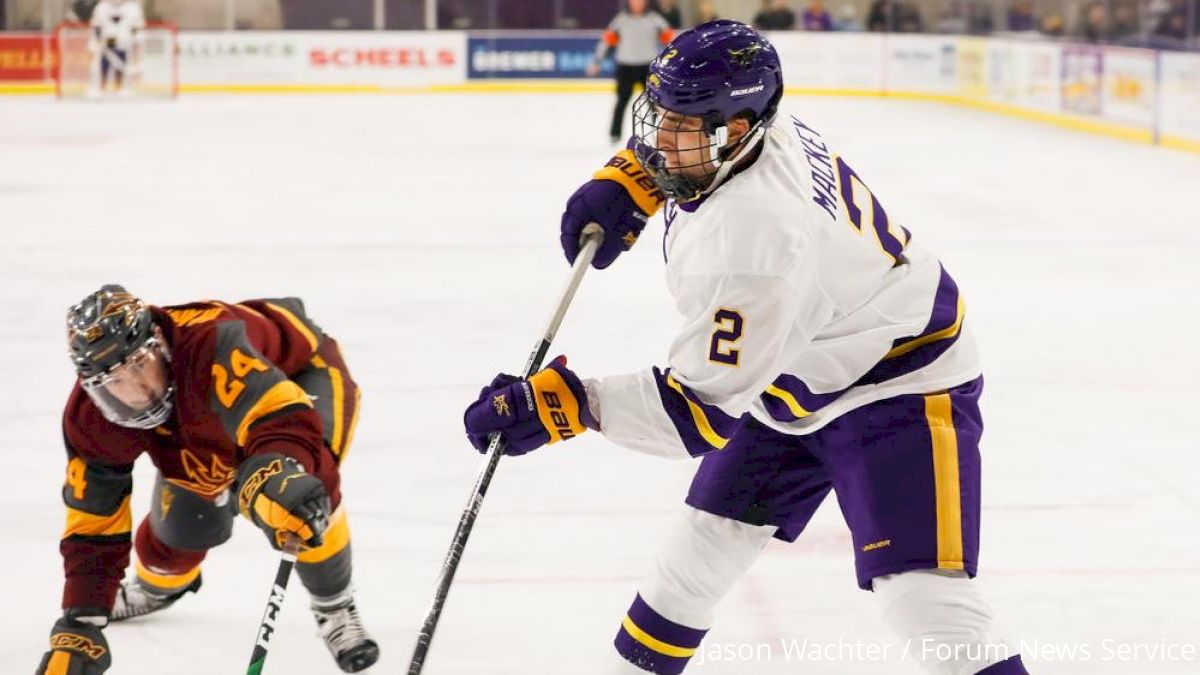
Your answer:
[1,92,1198,674]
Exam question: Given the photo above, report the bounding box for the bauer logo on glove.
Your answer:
[463,356,597,456]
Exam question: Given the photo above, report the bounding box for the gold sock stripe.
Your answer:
[621,616,697,658]
[135,559,200,591]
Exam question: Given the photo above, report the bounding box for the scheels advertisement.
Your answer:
[178,32,464,86]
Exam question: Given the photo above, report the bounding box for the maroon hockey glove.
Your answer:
[236,453,330,551]
[36,614,111,674]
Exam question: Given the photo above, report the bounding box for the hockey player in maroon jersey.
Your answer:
[36,285,379,674]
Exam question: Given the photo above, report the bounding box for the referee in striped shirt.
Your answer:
[587,0,676,143]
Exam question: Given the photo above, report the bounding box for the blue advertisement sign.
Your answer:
[467,35,615,79]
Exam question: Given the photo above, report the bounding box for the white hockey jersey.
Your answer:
[91,0,145,48]
[587,114,981,459]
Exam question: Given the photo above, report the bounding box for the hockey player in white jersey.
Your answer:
[464,20,1029,675]
[89,0,145,94]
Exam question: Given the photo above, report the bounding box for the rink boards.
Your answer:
[1,30,1198,153]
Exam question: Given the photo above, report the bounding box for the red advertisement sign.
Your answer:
[0,34,55,81]
[309,47,457,69]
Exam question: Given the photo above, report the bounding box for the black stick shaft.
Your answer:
[246,536,302,675]
[407,225,603,674]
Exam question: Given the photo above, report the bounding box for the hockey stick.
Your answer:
[246,534,303,675]
[407,223,605,674]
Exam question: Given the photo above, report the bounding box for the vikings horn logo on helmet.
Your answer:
[728,43,763,69]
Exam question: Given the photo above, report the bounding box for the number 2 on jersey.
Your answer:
[835,156,909,264]
[212,348,269,408]
[708,308,743,366]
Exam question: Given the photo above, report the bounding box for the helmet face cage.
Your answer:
[632,92,730,203]
[80,333,174,429]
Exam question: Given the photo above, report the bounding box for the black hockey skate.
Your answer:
[110,574,202,621]
[312,590,380,673]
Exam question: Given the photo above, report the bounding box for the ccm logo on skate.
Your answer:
[540,391,577,441]
[51,633,107,659]
[256,584,287,649]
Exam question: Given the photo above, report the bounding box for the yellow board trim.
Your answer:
[297,506,351,563]
[665,375,729,450]
[925,393,965,571]
[6,81,1198,155]
[63,495,132,539]
[135,559,201,591]
[763,384,811,419]
[236,380,314,446]
[264,302,319,353]
[886,296,966,360]
[621,616,697,658]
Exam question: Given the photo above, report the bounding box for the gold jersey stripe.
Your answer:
[763,385,811,419]
[265,302,320,353]
[665,374,729,450]
[328,363,347,456]
[235,380,314,446]
[886,296,966,360]
[63,495,132,539]
[925,393,965,571]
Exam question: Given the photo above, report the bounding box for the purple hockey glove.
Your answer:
[561,179,648,270]
[561,148,665,269]
[463,356,597,456]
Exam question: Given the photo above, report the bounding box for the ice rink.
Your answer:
[2,91,1198,674]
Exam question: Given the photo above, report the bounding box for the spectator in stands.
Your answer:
[1040,12,1066,36]
[1006,0,1037,31]
[897,1,925,31]
[835,3,865,30]
[802,0,834,30]
[697,0,720,24]
[935,1,968,33]
[867,0,897,31]
[966,0,993,34]
[1152,0,1190,41]
[1109,1,1139,40]
[654,0,683,29]
[755,0,798,30]
[588,0,675,143]
[1080,1,1109,42]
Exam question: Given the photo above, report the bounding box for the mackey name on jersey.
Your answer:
[791,117,840,223]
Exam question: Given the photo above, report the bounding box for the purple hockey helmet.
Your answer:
[632,20,784,202]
